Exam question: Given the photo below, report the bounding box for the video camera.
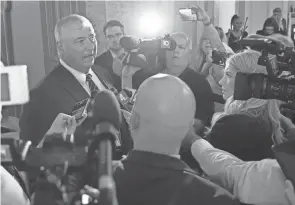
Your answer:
[233,37,295,111]
[120,34,176,55]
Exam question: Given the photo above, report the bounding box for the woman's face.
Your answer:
[233,18,243,30]
[201,39,212,55]
[219,63,236,100]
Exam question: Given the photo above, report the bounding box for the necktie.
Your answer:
[86,73,99,97]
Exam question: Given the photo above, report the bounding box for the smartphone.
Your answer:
[178,8,197,21]
[272,139,295,187]
[71,98,91,121]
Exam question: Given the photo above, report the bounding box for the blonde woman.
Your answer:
[205,50,286,160]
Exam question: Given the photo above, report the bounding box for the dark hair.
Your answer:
[230,14,240,30]
[263,17,279,33]
[215,26,224,41]
[103,20,124,35]
[273,7,282,13]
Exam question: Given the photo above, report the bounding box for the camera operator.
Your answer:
[94,20,125,91]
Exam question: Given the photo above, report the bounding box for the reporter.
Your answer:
[191,138,290,205]
[37,113,85,148]
[206,50,286,161]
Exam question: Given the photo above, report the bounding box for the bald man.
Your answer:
[112,74,239,205]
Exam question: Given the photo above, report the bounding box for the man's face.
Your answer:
[264,26,275,35]
[59,22,97,73]
[105,26,124,51]
[165,35,190,72]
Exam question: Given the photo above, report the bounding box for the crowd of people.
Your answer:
[1,4,295,205]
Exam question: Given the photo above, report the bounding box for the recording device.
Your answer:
[272,139,295,187]
[71,98,91,121]
[178,8,198,21]
[120,34,177,54]
[87,90,121,205]
[0,65,29,105]
[233,38,295,111]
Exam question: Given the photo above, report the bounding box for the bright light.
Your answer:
[139,12,164,36]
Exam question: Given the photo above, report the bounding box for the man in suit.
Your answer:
[111,74,240,205]
[19,14,133,204]
[19,14,133,156]
[94,20,125,91]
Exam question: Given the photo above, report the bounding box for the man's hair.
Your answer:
[273,7,282,13]
[263,17,279,32]
[54,14,93,42]
[170,32,192,50]
[103,20,124,35]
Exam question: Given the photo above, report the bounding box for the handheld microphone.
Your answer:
[87,90,121,205]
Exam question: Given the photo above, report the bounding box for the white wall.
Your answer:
[244,1,290,35]
[11,1,45,89]
[218,0,236,32]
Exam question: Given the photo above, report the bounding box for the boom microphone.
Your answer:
[87,90,121,205]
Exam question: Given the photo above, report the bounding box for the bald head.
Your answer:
[130,74,195,154]
[54,14,93,42]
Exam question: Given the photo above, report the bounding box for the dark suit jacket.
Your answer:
[112,150,240,205]
[19,64,133,158]
[94,50,122,91]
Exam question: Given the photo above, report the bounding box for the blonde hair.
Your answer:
[213,50,286,144]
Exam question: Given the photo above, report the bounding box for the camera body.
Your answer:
[233,38,295,111]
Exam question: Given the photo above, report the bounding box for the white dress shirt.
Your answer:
[60,59,105,95]
[191,139,289,205]
[1,166,30,205]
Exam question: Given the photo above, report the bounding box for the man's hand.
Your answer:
[45,113,77,140]
[191,5,210,24]
[285,180,295,205]
[112,52,129,76]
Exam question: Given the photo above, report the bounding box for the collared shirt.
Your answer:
[60,59,105,95]
[1,166,30,205]
[191,139,289,205]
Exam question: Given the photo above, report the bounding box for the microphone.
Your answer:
[87,90,121,205]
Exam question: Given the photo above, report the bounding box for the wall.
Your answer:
[10,1,45,89]
[243,1,291,35]
[218,0,236,32]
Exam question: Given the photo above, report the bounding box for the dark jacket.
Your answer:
[205,114,274,161]
[19,64,133,157]
[112,150,240,205]
[94,50,122,91]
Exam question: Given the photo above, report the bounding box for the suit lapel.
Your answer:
[55,65,90,101]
